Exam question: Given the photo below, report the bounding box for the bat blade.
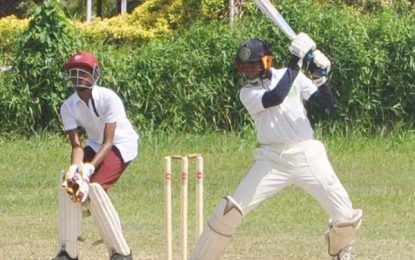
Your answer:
[253,0,297,40]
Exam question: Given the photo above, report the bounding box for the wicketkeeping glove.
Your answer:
[62,163,93,203]
[81,162,95,178]
[73,173,90,203]
[62,164,81,196]
[64,172,90,203]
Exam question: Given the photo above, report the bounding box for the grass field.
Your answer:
[0,131,414,260]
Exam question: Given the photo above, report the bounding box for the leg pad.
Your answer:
[88,183,130,256]
[327,209,363,256]
[190,196,243,260]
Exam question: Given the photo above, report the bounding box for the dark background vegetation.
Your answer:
[0,0,414,135]
[0,0,143,19]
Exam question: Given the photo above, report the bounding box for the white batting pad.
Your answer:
[191,196,243,260]
[58,171,82,258]
[87,183,130,256]
[327,209,363,256]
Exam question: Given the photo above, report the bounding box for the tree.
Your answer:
[0,0,43,18]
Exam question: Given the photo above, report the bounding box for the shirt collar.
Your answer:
[74,85,97,103]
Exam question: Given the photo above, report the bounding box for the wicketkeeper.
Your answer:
[52,51,139,260]
[191,34,362,260]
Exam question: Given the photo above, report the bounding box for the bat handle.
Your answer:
[305,51,314,62]
[306,51,328,77]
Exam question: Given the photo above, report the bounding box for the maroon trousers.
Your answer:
[83,146,129,191]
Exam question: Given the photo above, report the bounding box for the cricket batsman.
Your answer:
[191,34,363,260]
[52,51,138,260]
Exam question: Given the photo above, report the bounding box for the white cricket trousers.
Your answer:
[233,139,355,224]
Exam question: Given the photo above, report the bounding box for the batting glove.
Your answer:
[289,32,316,59]
[310,50,331,87]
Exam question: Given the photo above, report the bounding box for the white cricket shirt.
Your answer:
[240,67,318,144]
[60,85,139,162]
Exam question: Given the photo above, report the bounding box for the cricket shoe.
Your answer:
[332,246,352,260]
[325,229,353,260]
[110,250,133,260]
[52,250,78,260]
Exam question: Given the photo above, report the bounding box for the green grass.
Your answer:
[0,131,414,259]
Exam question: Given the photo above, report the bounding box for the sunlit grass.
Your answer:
[0,131,414,259]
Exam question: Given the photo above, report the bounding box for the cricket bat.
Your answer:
[252,0,297,40]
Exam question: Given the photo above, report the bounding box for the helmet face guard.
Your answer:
[66,67,99,90]
[63,52,101,90]
[235,39,273,77]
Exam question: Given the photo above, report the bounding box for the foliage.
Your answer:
[67,0,213,44]
[59,0,143,20]
[0,0,43,18]
[321,0,414,12]
[79,0,203,43]
[0,0,222,46]
[0,0,82,134]
[0,16,30,62]
[361,8,415,130]
[200,0,225,18]
[0,0,414,135]
[270,0,415,133]
[94,21,253,132]
[74,15,170,44]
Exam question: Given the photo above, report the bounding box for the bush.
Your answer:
[0,0,82,134]
[96,21,256,132]
[0,16,30,63]
[266,0,415,133]
[0,0,414,135]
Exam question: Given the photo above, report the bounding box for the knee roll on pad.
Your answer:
[327,209,363,256]
[208,195,244,236]
[190,196,244,260]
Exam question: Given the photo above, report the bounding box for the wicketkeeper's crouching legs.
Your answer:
[87,183,132,260]
[190,195,243,260]
[54,172,132,260]
[54,172,82,260]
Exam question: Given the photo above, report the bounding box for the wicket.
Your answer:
[164,153,204,260]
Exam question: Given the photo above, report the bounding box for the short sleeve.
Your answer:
[60,102,78,131]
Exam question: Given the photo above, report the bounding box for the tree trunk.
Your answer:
[117,0,122,14]
[97,0,103,17]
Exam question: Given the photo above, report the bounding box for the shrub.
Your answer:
[0,0,414,135]
[97,21,254,132]
[0,16,30,63]
[0,0,82,134]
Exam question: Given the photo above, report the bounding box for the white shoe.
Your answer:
[332,246,352,260]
